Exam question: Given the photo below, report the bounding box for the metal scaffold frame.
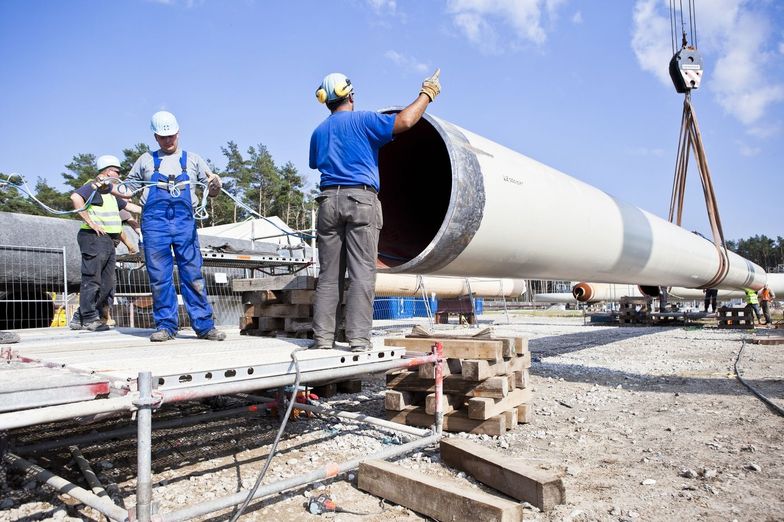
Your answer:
[1,342,445,522]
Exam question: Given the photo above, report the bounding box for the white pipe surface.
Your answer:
[377,111,766,291]
[374,274,525,298]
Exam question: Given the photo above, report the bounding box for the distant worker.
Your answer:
[71,205,141,329]
[703,287,718,313]
[125,111,225,342]
[757,284,776,325]
[743,288,762,324]
[70,155,140,331]
[309,69,441,351]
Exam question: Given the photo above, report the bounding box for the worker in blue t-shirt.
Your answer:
[309,69,441,352]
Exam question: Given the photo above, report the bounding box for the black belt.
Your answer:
[320,184,377,194]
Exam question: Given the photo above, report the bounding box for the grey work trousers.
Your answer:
[76,230,116,323]
[312,187,382,348]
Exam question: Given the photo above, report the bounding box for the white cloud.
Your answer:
[367,0,396,14]
[384,50,429,74]
[737,142,761,157]
[626,146,666,157]
[571,11,583,25]
[631,0,784,129]
[446,0,566,51]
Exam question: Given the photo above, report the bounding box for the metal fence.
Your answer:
[0,244,70,330]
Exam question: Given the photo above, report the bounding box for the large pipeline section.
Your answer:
[376,111,765,291]
[374,274,525,298]
[571,274,784,303]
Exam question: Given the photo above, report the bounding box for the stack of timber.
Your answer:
[717,305,755,330]
[383,327,532,436]
[618,296,652,326]
[233,275,320,339]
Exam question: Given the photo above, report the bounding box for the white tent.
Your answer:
[198,217,307,248]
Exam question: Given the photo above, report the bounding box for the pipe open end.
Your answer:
[377,112,452,268]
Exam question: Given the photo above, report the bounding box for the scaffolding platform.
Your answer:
[1,327,407,424]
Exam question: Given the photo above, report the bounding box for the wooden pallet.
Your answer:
[717,306,754,330]
[384,329,532,434]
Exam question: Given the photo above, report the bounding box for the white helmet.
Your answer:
[96,154,121,173]
[150,111,179,136]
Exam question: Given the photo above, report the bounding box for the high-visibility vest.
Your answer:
[81,190,122,234]
[759,288,773,301]
[744,289,759,305]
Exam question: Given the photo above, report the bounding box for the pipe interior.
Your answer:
[377,115,452,268]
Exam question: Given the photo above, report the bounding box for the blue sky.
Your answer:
[1,0,782,241]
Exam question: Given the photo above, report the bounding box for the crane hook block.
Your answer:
[669,46,703,93]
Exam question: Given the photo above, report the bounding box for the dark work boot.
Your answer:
[198,328,226,341]
[150,329,176,342]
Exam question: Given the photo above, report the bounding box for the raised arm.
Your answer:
[393,68,441,135]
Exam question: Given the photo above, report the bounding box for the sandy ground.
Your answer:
[2,313,783,522]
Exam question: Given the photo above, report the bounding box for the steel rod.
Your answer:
[69,445,109,500]
[16,403,269,455]
[243,394,431,437]
[0,396,135,431]
[4,453,129,522]
[136,371,153,522]
[159,433,440,522]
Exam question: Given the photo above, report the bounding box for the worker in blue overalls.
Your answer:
[126,111,225,342]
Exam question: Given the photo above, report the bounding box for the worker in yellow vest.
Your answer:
[757,284,776,325]
[743,288,762,325]
[69,155,140,331]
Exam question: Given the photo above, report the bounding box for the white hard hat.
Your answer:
[150,111,179,136]
[96,154,121,173]
[316,73,353,104]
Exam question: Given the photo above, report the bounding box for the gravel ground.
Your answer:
[2,314,783,521]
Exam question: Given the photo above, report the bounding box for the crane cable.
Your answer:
[666,0,730,289]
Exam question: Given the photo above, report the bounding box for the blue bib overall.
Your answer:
[141,151,214,336]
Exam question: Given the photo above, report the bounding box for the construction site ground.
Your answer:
[2,311,783,522]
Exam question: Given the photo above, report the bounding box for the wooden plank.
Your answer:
[386,371,508,398]
[384,337,502,361]
[245,303,312,318]
[499,337,515,358]
[440,438,565,511]
[384,390,415,411]
[461,359,495,381]
[417,358,461,379]
[274,289,315,304]
[241,290,277,304]
[516,403,532,424]
[358,460,522,522]
[503,408,518,429]
[467,388,532,420]
[425,393,463,415]
[232,275,316,292]
[514,336,529,355]
[512,369,529,389]
[386,406,506,436]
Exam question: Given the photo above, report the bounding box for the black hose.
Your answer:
[734,340,784,417]
[230,346,307,521]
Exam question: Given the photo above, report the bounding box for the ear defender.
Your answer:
[316,87,328,104]
[334,78,352,98]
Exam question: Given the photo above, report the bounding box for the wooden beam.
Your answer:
[467,388,532,420]
[358,460,523,522]
[425,393,463,415]
[440,438,565,511]
[384,390,421,411]
[418,358,461,379]
[503,407,518,428]
[386,406,507,436]
[386,371,508,398]
[516,403,532,424]
[384,337,502,361]
[232,275,316,292]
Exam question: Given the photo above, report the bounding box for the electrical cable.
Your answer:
[734,339,784,417]
[229,345,307,521]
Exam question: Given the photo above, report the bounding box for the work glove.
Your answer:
[420,68,441,102]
